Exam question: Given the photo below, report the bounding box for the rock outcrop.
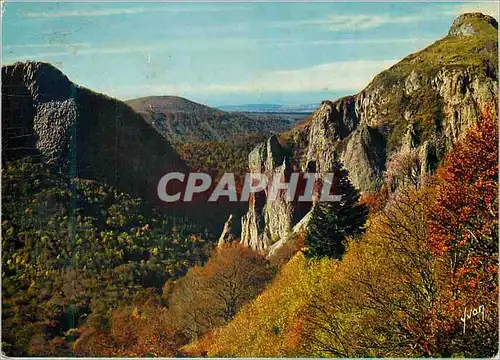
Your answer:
[239,134,315,253]
[305,99,387,191]
[448,12,498,37]
[2,61,185,201]
[239,13,498,253]
[266,206,313,257]
[218,214,235,247]
[240,135,297,252]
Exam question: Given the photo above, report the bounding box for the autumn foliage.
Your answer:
[168,242,274,340]
[191,108,498,357]
[73,301,188,357]
[427,107,498,355]
[3,107,497,357]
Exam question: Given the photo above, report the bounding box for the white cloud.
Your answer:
[112,59,398,98]
[6,43,170,61]
[22,5,249,19]
[303,14,424,31]
[272,12,430,32]
[269,37,434,47]
[4,36,427,64]
[447,2,499,19]
[3,43,91,49]
[276,3,498,32]
[23,8,150,18]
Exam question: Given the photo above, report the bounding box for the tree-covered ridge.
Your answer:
[127,96,293,145]
[2,90,497,359]
[178,133,267,180]
[2,61,186,204]
[172,134,268,235]
[1,159,213,356]
[70,242,274,357]
[1,12,497,358]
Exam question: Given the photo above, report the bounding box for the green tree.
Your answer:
[305,162,368,259]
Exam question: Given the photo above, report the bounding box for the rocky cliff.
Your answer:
[239,12,498,252]
[306,12,498,192]
[2,61,184,201]
[239,135,314,254]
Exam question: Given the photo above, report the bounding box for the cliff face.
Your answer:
[2,61,184,201]
[304,98,387,191]
[239,13,498,252]
[306,13,498,192]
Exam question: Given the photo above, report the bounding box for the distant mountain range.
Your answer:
[217,103,318,113]
[126,96,296,144]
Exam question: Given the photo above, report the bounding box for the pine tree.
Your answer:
[305,162,368,259]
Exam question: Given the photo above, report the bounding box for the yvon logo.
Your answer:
[461,304,485,334]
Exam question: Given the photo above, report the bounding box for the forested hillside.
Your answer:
[126,96,294,144]
[1,159,212,356]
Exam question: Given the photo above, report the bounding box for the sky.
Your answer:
[2,1,498,106]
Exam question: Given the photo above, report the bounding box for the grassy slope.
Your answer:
[371,13,497,89]
[363,14,497,151]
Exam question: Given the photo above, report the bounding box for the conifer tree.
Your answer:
[305,162,368,259]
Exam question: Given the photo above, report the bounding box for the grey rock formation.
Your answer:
[33,99,78,166]
[303,15,498,192]
[239,13,498,253]
[240,135,297,252]
[266,206,314,257]
[448,12,498,37]
[2,61,184,201]
[218,214,235,247]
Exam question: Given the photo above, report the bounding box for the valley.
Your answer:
[1,8,498,358]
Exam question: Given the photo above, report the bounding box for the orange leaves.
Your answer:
[424,105,499,355]
[283,317,305,349]
[359,184,389,214]
[74,305,188,357]
[65,106,500,357]
[192,253,339,357]
[428,107,498,261]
